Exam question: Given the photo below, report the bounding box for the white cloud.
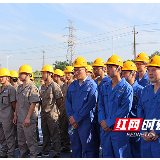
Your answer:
[40,31,68,43]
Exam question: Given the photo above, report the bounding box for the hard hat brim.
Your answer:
[105,62,123,67]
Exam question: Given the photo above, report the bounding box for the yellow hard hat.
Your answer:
[19,65,32,74]
[105,55,123,67]
[54,69,63,76]
[147,55,160,67]
[122,61,137,71]
[92,58,106,67]
[64,66,74,73]
[41,65,54,73]
[87,65,93,73]
[134,53,149,63]
[73,57,87,68]
[0,68,11,77]
[10,70,18,78]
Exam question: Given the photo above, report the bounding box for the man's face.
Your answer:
[65,72,73,80]
[41,71,48,81]
[93,66,103,77]
[53,74,59,82]
[135,62,146,72]
[0,76,8,84]
[121,71,131,80]
[147,67,160,83]
[74,67,86,80]
[19,73,27,81]
[107,65,119,77]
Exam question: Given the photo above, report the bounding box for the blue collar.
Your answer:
[136,72,148,80]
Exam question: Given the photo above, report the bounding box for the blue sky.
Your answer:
[0,2,160,72]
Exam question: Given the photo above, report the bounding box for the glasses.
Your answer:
[93,67,102,71]
[107,65,117,70]
[19,73,26,75]
[74,68,85,73]
[135,62,145,66]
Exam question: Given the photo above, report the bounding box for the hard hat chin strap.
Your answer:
[22,74,28,82]
[96,70,103,79]
[44,72,49,82]
[151,79,160,86]
[126,71,135,82]
[1,77,8,84]
[108,66,120,79]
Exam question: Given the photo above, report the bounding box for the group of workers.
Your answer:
[0,52,160,158]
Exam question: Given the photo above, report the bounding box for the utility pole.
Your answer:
[133,26,138,59]
[42,50,45,67]
[64,20,76,65]
[7,55,12,69]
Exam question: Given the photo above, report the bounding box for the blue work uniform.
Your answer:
[98,78,133,158]
[95,76,111,95]
[137,84,160,158]
[93,76,111,158]
[136,72,151,87]
[65,76,97,158]
[129,80,143,158]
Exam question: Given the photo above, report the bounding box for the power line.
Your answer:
[0,27,133,53]
[137,41,160,45]
[2,43,132,61]
[76,32,132,47]
[1,22,160,61]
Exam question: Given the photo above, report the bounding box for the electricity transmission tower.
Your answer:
[64,20,76,65]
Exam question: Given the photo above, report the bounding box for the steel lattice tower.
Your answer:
[65,20,76,64]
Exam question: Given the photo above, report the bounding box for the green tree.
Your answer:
[123,59,134,64]
[53,61,71,71]
[87,61,93,65]
[149,51,160,59]
[33,70,42,75]
[33,70,42,87]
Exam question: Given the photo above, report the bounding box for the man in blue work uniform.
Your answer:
[134,53,151,87]
[92,58,111,157]
[65,57,97,158]
[98,55,133,158]
[137,55,160,158]
[121,61,143,158]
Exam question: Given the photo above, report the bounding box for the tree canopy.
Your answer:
[53,61,71,71]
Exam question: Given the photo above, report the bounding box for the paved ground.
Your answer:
[0,110,102,158]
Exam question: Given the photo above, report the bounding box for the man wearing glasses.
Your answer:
[65,57,97,158]
[134,53,151,87]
